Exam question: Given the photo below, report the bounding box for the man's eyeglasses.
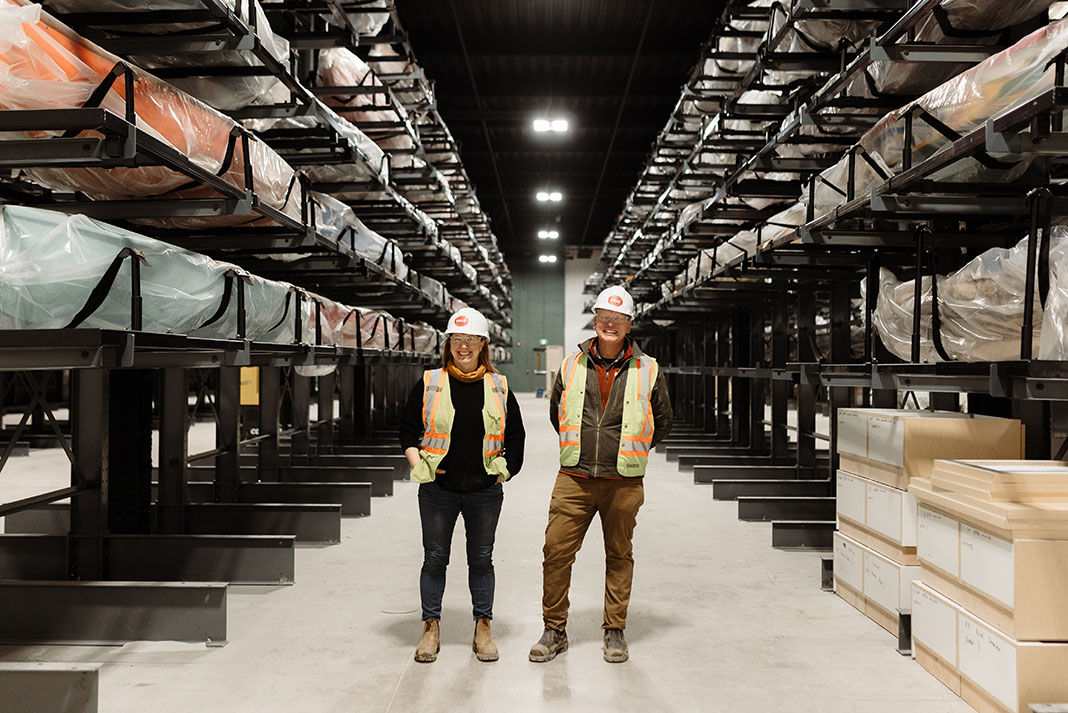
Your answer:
[594,314,630,326]
[450,336,483,346]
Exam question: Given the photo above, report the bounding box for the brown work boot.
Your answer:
[414,619,440,663]
[528,627,568,662]
[603,628,628,663]
[472,617,499,662]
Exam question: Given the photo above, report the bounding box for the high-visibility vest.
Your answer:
[411,369,511,483]
[557,352,658,476]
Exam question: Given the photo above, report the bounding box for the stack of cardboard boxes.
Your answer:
[911,460,1068,713]
[832,409,1024,637]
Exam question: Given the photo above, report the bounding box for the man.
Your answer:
[529,285,673,664]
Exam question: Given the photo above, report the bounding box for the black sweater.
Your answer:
[399,375,525,493]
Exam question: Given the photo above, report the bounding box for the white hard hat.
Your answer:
[445,307,490,338]
[592,285,635,318]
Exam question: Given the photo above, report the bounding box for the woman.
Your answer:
[400,307,525,663]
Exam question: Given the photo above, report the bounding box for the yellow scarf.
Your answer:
[447,363,487,383]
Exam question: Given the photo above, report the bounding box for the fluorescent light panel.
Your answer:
[533,117,569,133]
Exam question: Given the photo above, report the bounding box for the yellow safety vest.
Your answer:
[411,369,511,483]
[557,352,658,476]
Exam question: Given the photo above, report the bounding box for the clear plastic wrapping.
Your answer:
[44,0,292,111]
[316,48,409,130]
[311,191,409,280]
[0,1,302,226]
[0,204,425,357]
[0,204,299,341]
[869,232,1068,362]
[814,18,1068,217]
[865,0,1054,96]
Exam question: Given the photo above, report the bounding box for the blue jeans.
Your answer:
[418,481,503,621]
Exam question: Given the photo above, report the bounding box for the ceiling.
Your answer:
[398,0,727,266]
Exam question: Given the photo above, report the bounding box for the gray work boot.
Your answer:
[603,628,628,663]
[528,627,568,662]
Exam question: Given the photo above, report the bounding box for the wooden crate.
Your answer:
[911,581,1068,713]
[912,482,1068,641]
[932,459,1068,502]
[833,531,919,637]
[912,581,962,696]
[836,409,1024,490]
[836,470,919,566]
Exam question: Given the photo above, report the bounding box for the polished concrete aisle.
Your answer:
[0,392,971,713]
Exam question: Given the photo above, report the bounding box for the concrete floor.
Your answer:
[0,392,973,713]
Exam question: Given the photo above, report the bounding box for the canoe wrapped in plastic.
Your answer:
[813,18,1068,217]
[0,1,301,226]
[410,322,440,354]
[345,0,388,37]
[0,204,317,344]
[862,0,1054,97]
[249,115,387,186]
[316,48,409,131]
[332,308,398,350]
[870,235,1057,362]
[311,191,409,280]
[43,0,291,111]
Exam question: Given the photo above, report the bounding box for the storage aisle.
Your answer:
[0,393,971,712]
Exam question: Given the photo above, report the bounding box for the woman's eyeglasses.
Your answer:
[450,336,483,346]
[594,315,630,326]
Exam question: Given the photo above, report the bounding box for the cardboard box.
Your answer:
[913,492,1068,641]
[836,409,1024,490]
[911,581,1068,713]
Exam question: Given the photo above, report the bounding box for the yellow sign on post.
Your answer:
[240,367,260,406]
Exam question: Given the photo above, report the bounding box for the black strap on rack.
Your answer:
[911,107,1017,170]
[930,5,1011,40]
[65,247,148,329]
[197,270,236,329]
[266,289,294,334]
[1021,188,1053,359]
[62,62,136,137]
[929,248,953,363]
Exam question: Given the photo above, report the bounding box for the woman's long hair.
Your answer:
[442,335,497,373]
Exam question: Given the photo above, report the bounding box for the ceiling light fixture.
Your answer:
[533,117,569,133]
[538,230,559,240]
[538,255,558,264]
[536,191,562,202]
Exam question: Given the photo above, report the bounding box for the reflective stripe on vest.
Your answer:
[416,369,510,483]
[557,351,658,476]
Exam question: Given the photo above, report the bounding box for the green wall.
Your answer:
[500,265,566,393]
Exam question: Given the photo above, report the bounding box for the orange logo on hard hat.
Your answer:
[608,295,624,307]
[454,315,469,327]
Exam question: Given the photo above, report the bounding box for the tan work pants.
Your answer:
[541,473,644,631]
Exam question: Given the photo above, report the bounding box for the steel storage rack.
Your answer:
[596,0,1068,557]
[0,0,510,700]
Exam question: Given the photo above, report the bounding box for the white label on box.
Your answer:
[863,550,901,613]
[912,583,957,665]
[868,416,906,468]
[836,472,866,524]
[960,524,1014,608]
[901,491,918,548]
[959,614,1017,710]
[837,411,867,457]
[918,506,959,575]
[834,532,863,591]
[866,482,904,543]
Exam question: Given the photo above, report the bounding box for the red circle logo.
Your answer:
[454,315,469,327]
[608,295,624,307]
